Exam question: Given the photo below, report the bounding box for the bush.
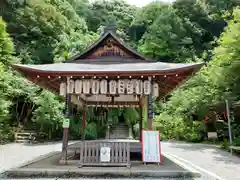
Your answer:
[85,122,98,140]
[154,113,202,142]
[233,136,240,146]
[0,124,14,144]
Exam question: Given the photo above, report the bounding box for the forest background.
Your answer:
[0,0,240,148]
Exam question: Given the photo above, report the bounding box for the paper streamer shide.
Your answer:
[60,79,159,97]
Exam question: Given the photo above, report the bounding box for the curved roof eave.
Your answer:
[11,62,204,76]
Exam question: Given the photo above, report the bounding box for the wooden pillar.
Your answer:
[139,104,143,142]
[147,94,153,130]
[82,105,86,141]
[62,78,71,164]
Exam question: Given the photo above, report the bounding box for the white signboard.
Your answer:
[100,147,111,162]
[142,130,162,163]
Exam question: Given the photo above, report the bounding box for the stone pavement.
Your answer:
[1,141,240,180]
[162,141,240,180]
[0,142,62,174]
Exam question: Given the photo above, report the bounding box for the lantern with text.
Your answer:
[67,80,75,94]
[100,80,108,94]
[126,80,134,94]
[83,80,90,94]
[60,82,66,96]
[152,83,159,99]
[135,80,143,95]
[75,80,82,94]
[92,80,100,94]
[109,80,117,94]
[118,80,125,94]
[143,80,151,95]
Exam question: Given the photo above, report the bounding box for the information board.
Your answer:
[142,130,162,163]
[62,119,70,128]
[100,147,111,162]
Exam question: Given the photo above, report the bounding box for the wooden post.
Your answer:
[139,104,143,142]
[82,105,86,141]
[62,77,71,164]
[147,94,153,130]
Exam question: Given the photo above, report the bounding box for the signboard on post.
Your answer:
[142,130,162,163]
[62,119,70,128]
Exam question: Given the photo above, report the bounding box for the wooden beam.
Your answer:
[86,101,139,106]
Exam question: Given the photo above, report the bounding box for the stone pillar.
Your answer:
[128,126,133,139]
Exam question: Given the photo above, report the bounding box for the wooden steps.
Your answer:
[108,123,130,139]
[15,132,38,143]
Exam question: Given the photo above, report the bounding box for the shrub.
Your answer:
[154,113,201,142]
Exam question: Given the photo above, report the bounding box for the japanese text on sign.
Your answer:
[142,130,161,163]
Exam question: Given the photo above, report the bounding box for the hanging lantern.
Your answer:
[135,80,143,94]
[118,79,125,94]
[126,80,134,94]
[75,80,82,94]
[59,82,66,96]
[100,80,108,94]
[152,83,159,98]
[143,80,151,95]
[92,80,100,94]
[83,80,90,94]
[67,79,75,93]
[109,80,117,94]
[131,79,137,93]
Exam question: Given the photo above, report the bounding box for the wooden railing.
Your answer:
[79,141,130,167]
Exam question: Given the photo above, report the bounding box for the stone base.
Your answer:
[4,168,197,178]
[1,151,200,179]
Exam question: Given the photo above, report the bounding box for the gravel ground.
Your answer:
[162,141,240,180]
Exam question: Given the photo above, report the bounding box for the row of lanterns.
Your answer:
[60,79,159,98]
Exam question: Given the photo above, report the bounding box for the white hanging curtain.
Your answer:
[59,82,66,96]
[100,80,108,94]
[67,79,75,93]
[126,80,134,94]
[83,80,90,94]
[143,80,151,95]
[75,80,82,94]
[135,80,143,95]
[152,83,159,98]
[109,80,117,94]
[118,80,125,94]
[92,80,100,94]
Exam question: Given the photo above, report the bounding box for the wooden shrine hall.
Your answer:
[12,26,204,167]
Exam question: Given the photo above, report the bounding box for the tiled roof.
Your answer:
[13,62,204,73]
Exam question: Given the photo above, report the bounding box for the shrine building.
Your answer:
[12,26,204,167]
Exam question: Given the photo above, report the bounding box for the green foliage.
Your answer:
[85,0,137,33]
[123,108,139,126]
[138,5,196,62]
[1,0,240,143]
[0,17,15,143]
[156,7,240,142]
[32,91,65,139]
[154,113,201,142]
[233,136,240,146]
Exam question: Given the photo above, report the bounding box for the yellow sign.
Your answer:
[62,119,70,128]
